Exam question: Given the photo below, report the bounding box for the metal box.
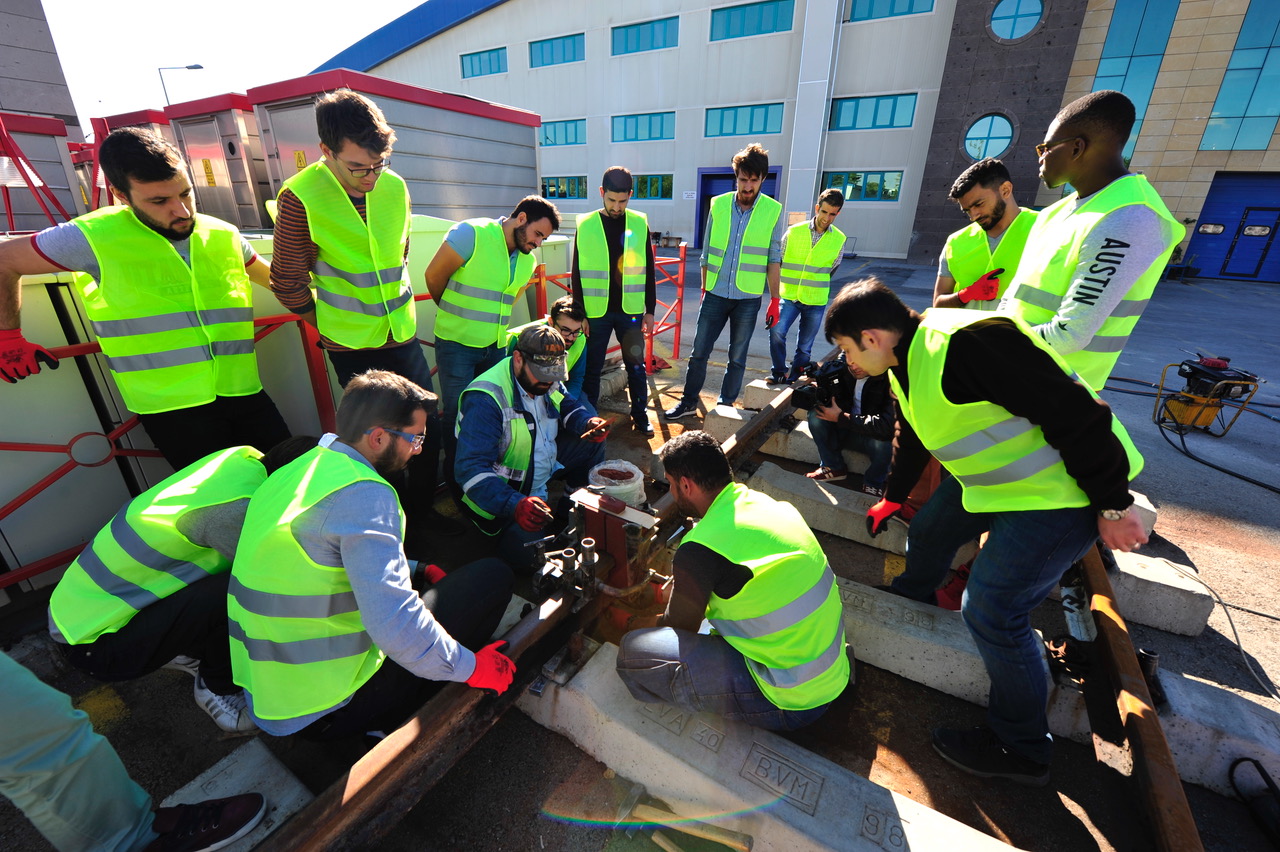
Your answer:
[166,93,273,230]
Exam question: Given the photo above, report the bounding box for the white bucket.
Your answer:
[588,459,646,507]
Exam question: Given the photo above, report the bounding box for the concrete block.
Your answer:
[597,363,629,400]
[701,404,748,443]
[759,420,871,475]
[747,462,907,555]
[1131,490,1157,535]
[160,738,313,850]
[1111,552,1214,636]
[742,378,786,410]
[519,642,1020,852]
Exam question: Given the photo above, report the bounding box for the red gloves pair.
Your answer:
[466,641,515,694]
[0,328,58,383]
[514,496,553,532]
[956,268,1005,304]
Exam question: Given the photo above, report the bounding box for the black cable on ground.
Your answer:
[1154,398,1280,494]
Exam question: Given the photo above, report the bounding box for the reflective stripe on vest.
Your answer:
[888,309,1144,513]
[575,209,648,317]
[999,174,1184,389]
[48,446,265,644]
[704,192,782,296]
[228,446,399,720]
[942,208,1038,312]
[435,219,536,347]
[684,483,849,711]
[72,208,261,414]
[282,162,414,349]
[779,222,845,305]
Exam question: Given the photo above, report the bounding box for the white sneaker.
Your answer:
[162,655,200,677]
[193,675,257,734]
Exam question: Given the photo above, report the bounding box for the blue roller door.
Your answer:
[1186,172,1280,283]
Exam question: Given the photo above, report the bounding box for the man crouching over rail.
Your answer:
[616,431,850,730]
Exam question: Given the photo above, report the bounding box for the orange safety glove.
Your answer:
[466,641,515,694]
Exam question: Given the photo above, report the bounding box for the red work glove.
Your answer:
[514,496,553,532]
[956,268,1004,304]
[764,297,781,329]
[0,328,59,383]
[418,562,448,585]
[579,417,609,443]
[865,498,903,538]
[466,641,515,694]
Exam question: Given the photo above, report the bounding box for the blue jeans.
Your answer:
[769,299,828,380]
[892,475,1098,763]
[582,311,648,418]
[435,338,504,482]
[681,292,761,406]
[616,627,832,731]
[805,411,892,488]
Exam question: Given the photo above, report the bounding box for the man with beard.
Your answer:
[228,370,516,741]
[616,430,850,731]
[425,195,560,485]
[454,325,607,573]
[571,166,657,435]
[664,143,783,418]
[0,127,291,470]
[933,158,1036,311]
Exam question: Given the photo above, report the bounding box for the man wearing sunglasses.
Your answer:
[268,89,458,540]
[505,295,587,401]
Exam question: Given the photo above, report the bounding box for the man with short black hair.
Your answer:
[933,158,1036,311]
[572,166,657,435]
[0,126,291,470]
[999,90,1184,390]
[506,295,587,400]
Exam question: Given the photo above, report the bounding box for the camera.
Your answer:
[791,356,850,411]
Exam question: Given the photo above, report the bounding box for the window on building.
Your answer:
[530,33,585,68]
[847,0,934,23]
[613,17,679,55]
[460,47,507,78]
[634,174,674,199]
[989,0,1042,41]
[705,103,785,137]
[964,114,1014,159]
[1092,0,1180,159]
[1201,1,1280,151]
[829,94,916,130]
[710,0,794,41]
[541,176,589,199]
[541,119,586,147]
[612,112,676,142]
[822,170,903,201]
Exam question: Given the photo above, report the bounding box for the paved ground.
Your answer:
[2,252,1277,850]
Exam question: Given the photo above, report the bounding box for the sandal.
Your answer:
[806,466,848,482]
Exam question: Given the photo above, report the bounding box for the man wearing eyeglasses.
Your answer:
[505,295,587,401]
[998,90,1184,391]
[268,89,458,539]
[229,370,516,741]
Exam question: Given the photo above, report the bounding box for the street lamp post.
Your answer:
[157,64,204,105]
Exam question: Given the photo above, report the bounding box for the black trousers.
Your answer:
[138,390,292,471]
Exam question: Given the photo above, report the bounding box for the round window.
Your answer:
[990,0,1044,41]
[964,114,1014,160]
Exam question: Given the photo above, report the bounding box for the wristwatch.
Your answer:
[1098,508,1128,521]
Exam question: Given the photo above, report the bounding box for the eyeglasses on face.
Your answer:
[342,159,391,178]
[1034,137,1080,158]
[555,323,583,339]
[366,426,424,448]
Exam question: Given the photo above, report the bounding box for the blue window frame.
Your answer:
[541,119,586,147]
[1092,0,1179,158]
[710,0,794,41]
[1201,1,1280,151]
[965,114,1014,159]
[705,103,784,137]
[612,112,675,142]
[634,174,674,200]
[829,94,916,130]
[613,17,679,55]
[848,0,934,23]
[822,170,902,202]
[530,33,584,68]
[460,47,507,78]
[541,176,589,199]
[990,0,1043,40]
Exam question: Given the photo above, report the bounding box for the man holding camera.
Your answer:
[799,354,894,496]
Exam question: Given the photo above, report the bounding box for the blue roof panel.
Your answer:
[313,0,513,73]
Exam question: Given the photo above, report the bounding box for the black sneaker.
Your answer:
[663,400,698,420]
[145,792,267,851]
[932,725,1050,787]
[633,415,655,436]
[767,371,789,385]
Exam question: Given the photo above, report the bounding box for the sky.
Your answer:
[41,0,427,137]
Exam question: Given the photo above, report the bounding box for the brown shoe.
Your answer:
[145,793,266,852]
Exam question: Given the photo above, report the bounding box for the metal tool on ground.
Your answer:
[611,778,753,851]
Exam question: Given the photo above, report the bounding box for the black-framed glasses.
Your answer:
[342,159,391,178]
[365,426,424,448]
[554,323,583,339]
[1034,137,1080,157]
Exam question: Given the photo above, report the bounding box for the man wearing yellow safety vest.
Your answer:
[933,158,1036,311]
[505,295,587,401]
[229,371,515,741]
[616,430,849,730]
[998,90,1185,391]
[571,166,657,435]
[456,325,608,574]
[46,438,312,734]
[768,187,847,384]
[664,143,783,419]
[0,127,291,470]
[827,279,1148,786]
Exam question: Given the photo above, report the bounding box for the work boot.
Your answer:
[144,792,267,852]
[932,725,1049,787]
[194,675,257,735]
